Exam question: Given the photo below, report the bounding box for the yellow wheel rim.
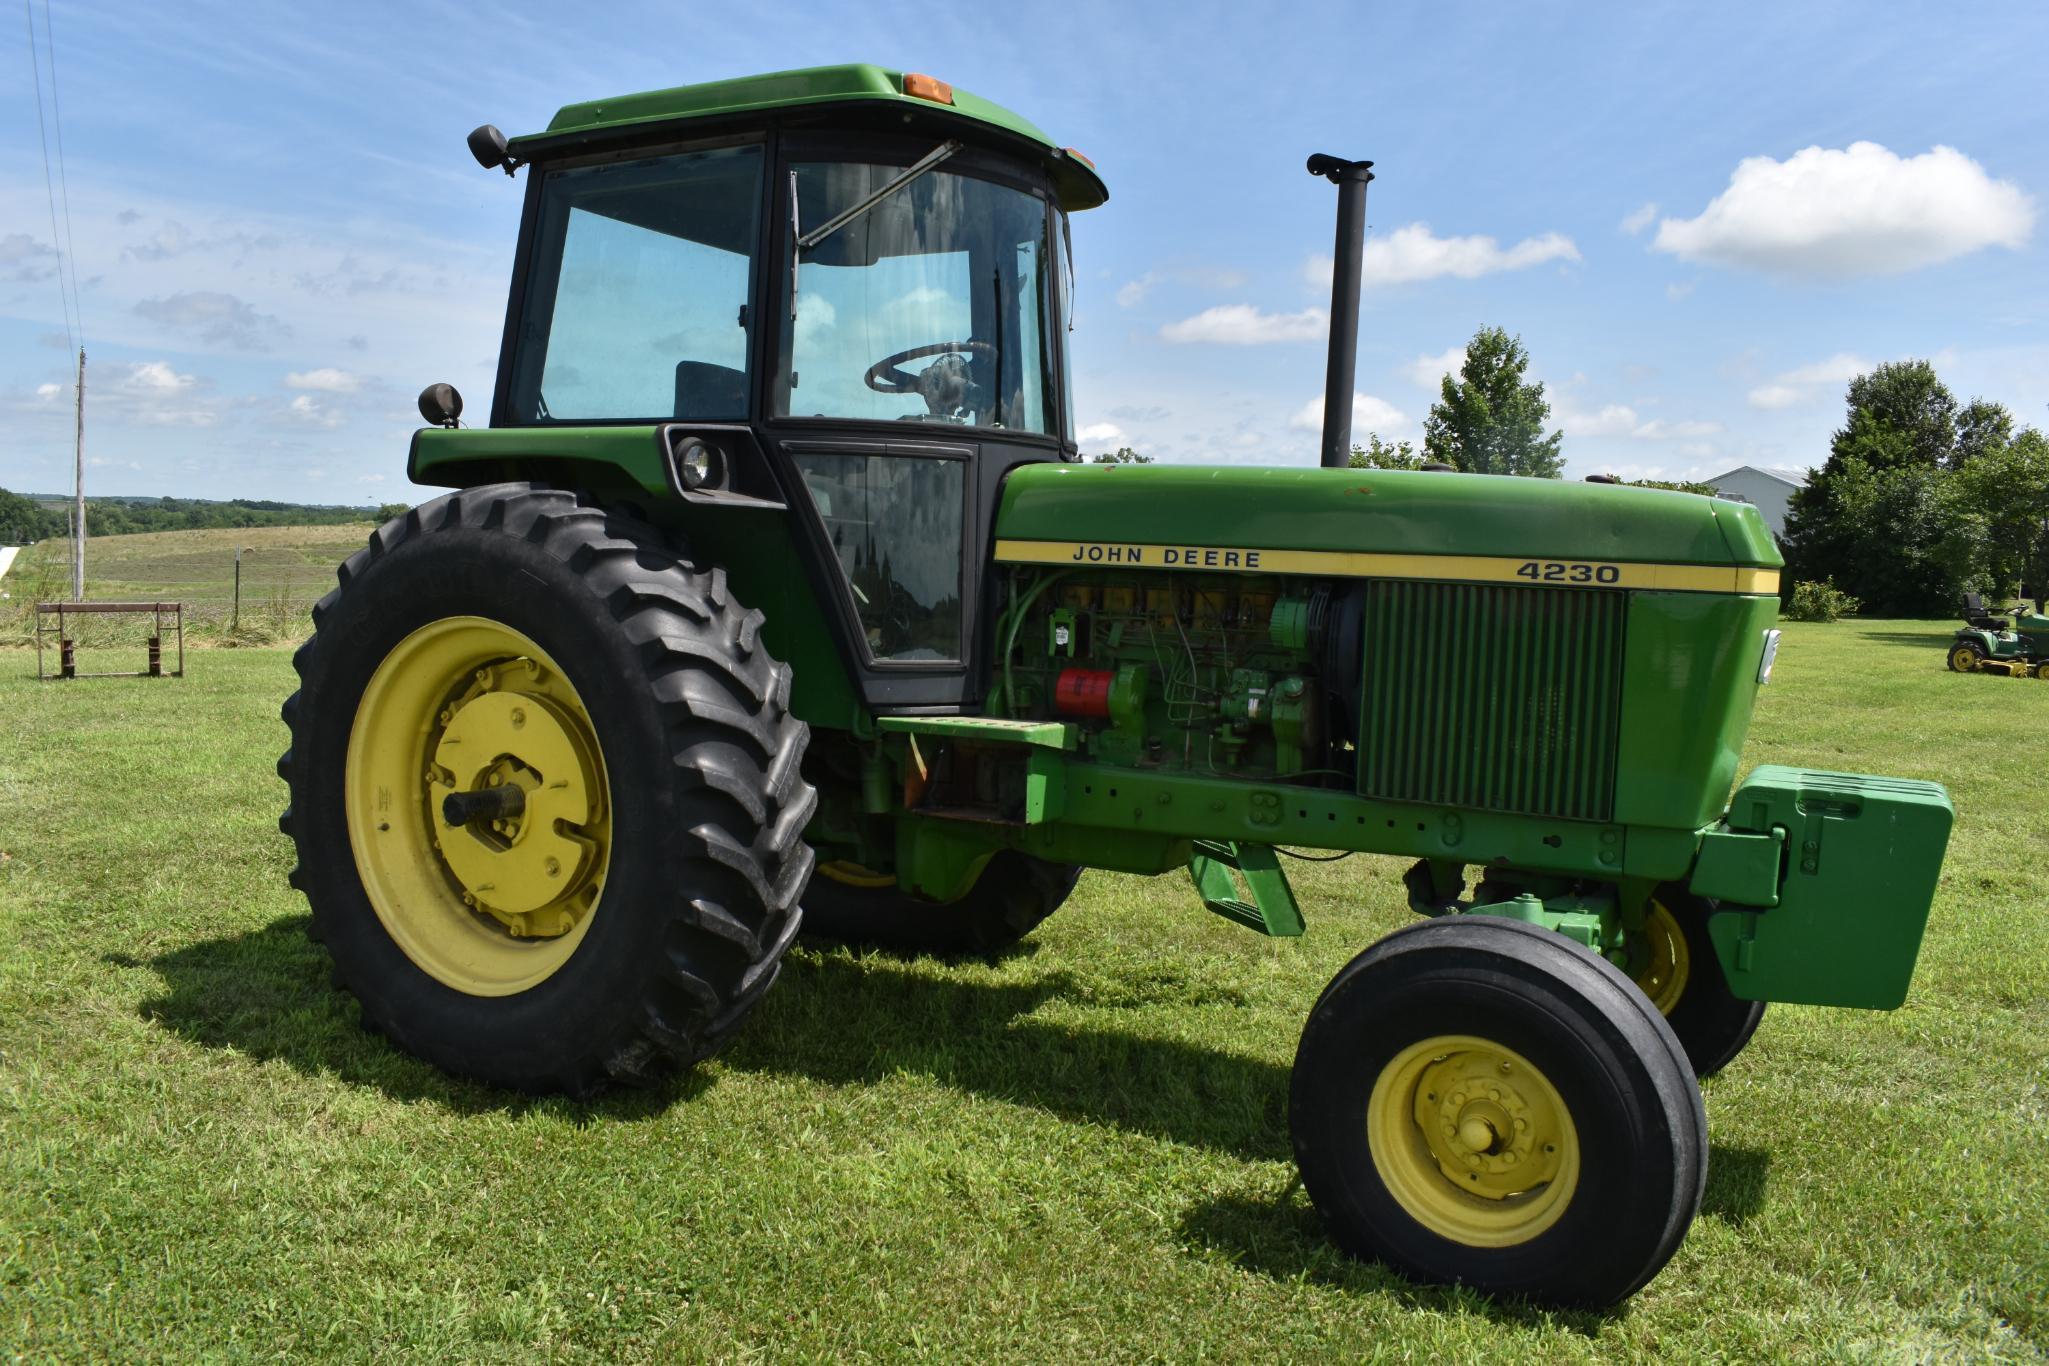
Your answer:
[1367,1035,1580,1248]
[2035,662,2049,681]
[816,859,897,889]
[1632,901,1691,1017]
[345,616,611,996]
[1950,645,1978,672]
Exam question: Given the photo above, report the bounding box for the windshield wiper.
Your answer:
[797,140,963,252]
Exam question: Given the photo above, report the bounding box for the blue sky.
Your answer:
[4,0,2046,502]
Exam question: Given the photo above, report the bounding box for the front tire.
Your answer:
[1290,917,1706,1307]
[278,483,815,1093]
[1629,894,1767,1076]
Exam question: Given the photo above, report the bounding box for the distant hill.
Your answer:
[2,487,403,542]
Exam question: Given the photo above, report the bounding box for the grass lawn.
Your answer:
[1,615,2043,1359]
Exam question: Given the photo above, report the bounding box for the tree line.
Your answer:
[1782,361,2048,616]
[0,489,404,542]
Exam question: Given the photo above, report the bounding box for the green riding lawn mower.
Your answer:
[276,65,1955,1306]
[1948,591,2049,679]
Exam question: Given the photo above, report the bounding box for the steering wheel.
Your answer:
[865,340,995,418]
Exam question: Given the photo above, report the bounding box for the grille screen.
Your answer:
[1357,581,1625,822]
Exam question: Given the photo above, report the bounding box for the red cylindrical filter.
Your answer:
[1054,667,1114,717]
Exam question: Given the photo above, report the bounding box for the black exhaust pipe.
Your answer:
[1307,154,1375,469]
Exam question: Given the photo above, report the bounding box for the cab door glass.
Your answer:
[792,453,964,662]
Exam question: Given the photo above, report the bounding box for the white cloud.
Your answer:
[1289,392,1407,434]
[122,361,196,394]
[1118,265,1252,308]
[1654,142,2034,276]
[1077,421,1127,446]
[1745,352,1874,409]
[1620,203,1659,235]
[285,367,363,393]
[1160,304,1328,345]
[35,382,60,400]
[1559,403,1723,441]
[1404,346,1467,390]
[1665,282,1695,301]
[1305,225,1581,288]
[288,394,343,429]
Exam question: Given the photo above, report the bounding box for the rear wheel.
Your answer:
[1290,917,1705,1307]
[802,851,1082,955]
[1629,894,1767,1076]
[278,483,815,1093]
[1948,640,1984,672]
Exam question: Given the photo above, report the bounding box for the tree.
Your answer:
[1829,361,1956,473]
[1951,427,2049,598]
[1347,434,1428,470]
[1089,447,1153,464]
[0,487,65,543]
[1422,326,1563,477]
[1952,397,2015,469]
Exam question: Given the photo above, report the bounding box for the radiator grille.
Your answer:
[1357,581,1625,822]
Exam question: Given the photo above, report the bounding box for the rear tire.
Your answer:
[802,851,1081,955]
[278,483,814,1093]
[1290,917,1706,1307]
[1630,894,1768,1077]
[1948,640,1983,673]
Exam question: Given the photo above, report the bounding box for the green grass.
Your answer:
[1,619,2044,1359]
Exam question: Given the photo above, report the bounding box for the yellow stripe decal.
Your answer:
[992,539,1779,596]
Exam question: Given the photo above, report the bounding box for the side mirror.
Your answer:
[467,124,518,176]
[418,383,463,428]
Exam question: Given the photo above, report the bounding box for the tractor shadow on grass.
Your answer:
[1858,630,1958,647]
[116,915,710,1123]
[721,949,1295,1162]
[1177,1138,1773,1323]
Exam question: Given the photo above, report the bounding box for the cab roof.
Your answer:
[509,63,1108,211]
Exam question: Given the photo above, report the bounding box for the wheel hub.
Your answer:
[1367,1034,1581,1247]
[429,673,602,936]
[1413,1048,1565,1198]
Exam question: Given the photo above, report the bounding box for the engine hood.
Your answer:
[993,464,1782,583]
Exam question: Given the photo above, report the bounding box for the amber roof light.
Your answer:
[902,73,955,105]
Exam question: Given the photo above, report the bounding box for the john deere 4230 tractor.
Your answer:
[277,66,1955,1306]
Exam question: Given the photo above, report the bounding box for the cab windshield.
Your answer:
[779,161,1054,433]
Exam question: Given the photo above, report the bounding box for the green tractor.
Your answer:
[277,65,1955,1306]
[1948,592,2049,679]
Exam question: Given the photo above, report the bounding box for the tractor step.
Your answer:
[1188,840,1304,936]
[875,715,1078,749]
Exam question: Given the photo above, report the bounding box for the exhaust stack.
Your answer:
[1307,154,1375,469]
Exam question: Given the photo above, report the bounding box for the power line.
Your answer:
[40,0,82,342]
[21,0,76,352]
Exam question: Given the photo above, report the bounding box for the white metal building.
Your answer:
[1705,466,1810,539]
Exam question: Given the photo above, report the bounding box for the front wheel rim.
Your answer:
[1367,1034,1580,1248]
[344,616,612,996]
[1631,901,1691,1017]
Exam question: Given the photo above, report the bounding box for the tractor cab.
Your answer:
[437,66,1106,713]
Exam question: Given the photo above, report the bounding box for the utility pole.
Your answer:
[71,346,85,600]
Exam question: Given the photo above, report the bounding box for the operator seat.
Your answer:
[1962,592,2009,631]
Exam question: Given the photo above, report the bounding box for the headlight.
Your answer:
[1758,629,1782,685]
